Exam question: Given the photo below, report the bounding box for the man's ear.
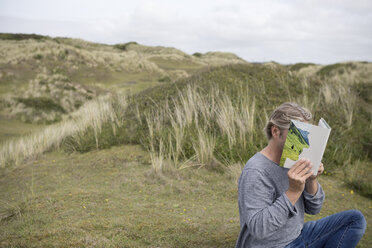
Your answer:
[271,125,280,138]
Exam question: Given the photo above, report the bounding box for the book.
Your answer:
[279,118,331,175]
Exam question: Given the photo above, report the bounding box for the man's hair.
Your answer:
[264,102,312,140]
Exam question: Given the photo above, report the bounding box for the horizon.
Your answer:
[1,0,372,64]
[2,31,370,66]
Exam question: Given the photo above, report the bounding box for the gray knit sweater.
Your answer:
[235,152,325,248]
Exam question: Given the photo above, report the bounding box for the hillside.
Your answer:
[0,33,245,97]
[0,33,246,127]
[0,33,371,247]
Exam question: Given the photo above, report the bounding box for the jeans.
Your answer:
[285,209,367,248]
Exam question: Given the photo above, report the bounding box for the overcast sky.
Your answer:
[0,0,371,64]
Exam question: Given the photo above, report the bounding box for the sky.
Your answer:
[0,0,371,64]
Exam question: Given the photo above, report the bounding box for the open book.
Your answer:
[279,118,331,175]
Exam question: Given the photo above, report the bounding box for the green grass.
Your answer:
[0,62,39,97]
[0,33,50,41]
[0,145,370,247]
[148,56,203,72]
[0,115,46,143]
[0,34,371,246]
[316,62,357,77]
[288,63,316,71]
[114,42,138,51]
[15,97,66,113]
[68,67,162,95]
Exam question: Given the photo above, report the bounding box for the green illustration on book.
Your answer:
[279,118,331,175]
[279,121,310,166]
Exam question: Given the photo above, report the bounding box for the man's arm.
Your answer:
[239,168,298,240]
[303,178,325,215]
[302,163,326,215]
[305,178,318,195]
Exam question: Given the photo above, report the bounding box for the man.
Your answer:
[235,102,366,248]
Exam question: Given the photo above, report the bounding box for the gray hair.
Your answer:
[264,102,312,140]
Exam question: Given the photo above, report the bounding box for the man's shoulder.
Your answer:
[243,152,272,172]
[238,153,276,189]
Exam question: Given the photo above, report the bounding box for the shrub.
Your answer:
[114,41,138,51]
[0,33,48,41]
[192,52,203,58]
[15,97,66,113]
[33,54,43,60]
[159,75,171,82]
[317,63,356,77]
[289,63,315,71]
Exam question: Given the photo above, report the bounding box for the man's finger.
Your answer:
[290,159,306,172]
[293,159,310,174]
[290,158,306,170]
[299,164,313,177]
[303,170,315,180]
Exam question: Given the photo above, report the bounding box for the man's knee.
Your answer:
[347,209,367,231]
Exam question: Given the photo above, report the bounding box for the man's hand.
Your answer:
[307,163,324,182]
[286,159,313,206]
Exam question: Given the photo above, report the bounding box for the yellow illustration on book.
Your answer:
[280,121,310,166]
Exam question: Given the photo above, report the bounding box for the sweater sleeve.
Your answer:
[303,181,325,215]
[239,168,299,240]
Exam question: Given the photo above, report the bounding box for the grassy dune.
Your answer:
[0,115,46,143]
[0,33,245,97]
[0,145,371,247]
[0,34,371,247]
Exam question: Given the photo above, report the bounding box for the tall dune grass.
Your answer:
[1,62,370,198]
[0,94,128,167]
[141,82,257,171]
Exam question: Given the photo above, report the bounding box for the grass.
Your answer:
[15,97,66,113]
[0,145,370,247]
[1,63,371,197]
[148,56,204,72]
[288,63,316,71]
[69,68,163,95]
[0,34,245,99]
[317,63,357,77]
[0,34,371,246]
[0,115,46,143]
[0,33,50,41]
[0,94,128,167]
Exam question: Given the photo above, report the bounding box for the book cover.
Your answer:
[279,118,331,175]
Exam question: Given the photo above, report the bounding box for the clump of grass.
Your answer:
[148,139,165,174]
[0,33,49,41]
[158,75,171,82]
[140,80,258,173]
[320,80,357,127]
[317,62,356,77]
[4,72,97,124]
[288,63,316,71]
[15,97,66,113]
[114,41,138,51]
[0,200,22,221]
[192,52,203,58]
[353,82,372,104]
[343,160,372,198]
[193,128,217,167]
[226,163,244,185]
[0,94,128,167]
